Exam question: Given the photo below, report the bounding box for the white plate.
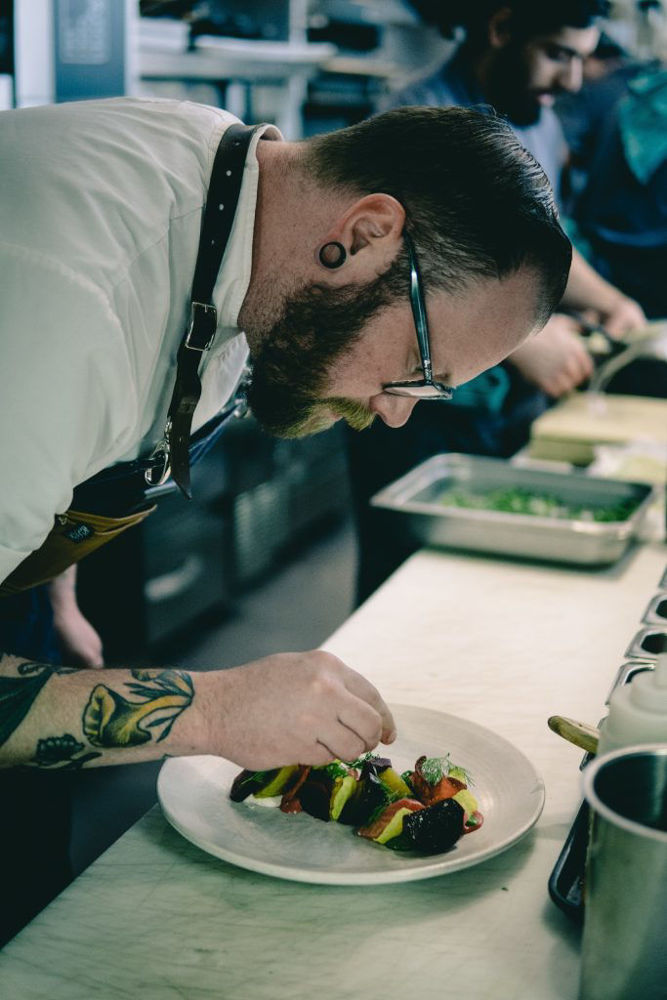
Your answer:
[157,704,545,885]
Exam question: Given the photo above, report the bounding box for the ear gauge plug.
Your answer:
[318,241,347,269]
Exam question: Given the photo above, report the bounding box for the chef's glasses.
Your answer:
[382,233,454,400]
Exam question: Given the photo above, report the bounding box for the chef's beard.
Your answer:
[246,256,406,438]
[486,44,554,127]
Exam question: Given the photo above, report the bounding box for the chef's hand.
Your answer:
[507,313,594,397]
[53,605,105,668]
[205,650,396,771]
[582,294,646,338]
[49,567,104,668]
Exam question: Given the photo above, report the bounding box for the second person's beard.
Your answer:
[486,45,544,127]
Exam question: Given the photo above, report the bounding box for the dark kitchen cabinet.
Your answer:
[78,420,350,661]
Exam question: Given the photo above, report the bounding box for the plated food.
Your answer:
[158,706,544,884]
[230,751,483,855]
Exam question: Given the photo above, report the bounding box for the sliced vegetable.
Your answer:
[339,770,390,827]
[254,765,299,798]
[410,756,466,806]
[378,766,413,799]
[299,771,334,822]
[279,765,311,813]
[357,798,424,844]
[230,750,484,855]
[230,768,278,802]
[449,764,473,786]
[453,787,479,819]
[402,798,465,854]
[330,774,358,821]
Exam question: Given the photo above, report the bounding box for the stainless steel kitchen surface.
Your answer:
[371,453,656,566]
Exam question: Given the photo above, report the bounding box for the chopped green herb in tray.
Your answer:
[435,487,639,523]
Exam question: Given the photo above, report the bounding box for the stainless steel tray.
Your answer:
[370,454,656,566]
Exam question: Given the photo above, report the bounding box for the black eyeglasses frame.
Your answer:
[382,233,454,401]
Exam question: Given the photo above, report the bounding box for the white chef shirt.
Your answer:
[0,97,281,584]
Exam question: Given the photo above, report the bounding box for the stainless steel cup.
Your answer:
[579,744,667,1000]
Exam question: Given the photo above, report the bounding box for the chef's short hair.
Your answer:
[303,105,571,324]
[407,0,609,40]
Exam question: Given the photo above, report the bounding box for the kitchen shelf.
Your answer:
[140,37,336,83]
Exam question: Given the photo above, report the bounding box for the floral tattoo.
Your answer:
[82,670,194,748]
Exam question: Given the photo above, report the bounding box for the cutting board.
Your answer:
[529,392,667,465]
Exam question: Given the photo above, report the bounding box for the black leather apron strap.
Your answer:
[156,122,260,499]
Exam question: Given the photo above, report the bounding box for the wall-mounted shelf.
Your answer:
[140,37,336,83]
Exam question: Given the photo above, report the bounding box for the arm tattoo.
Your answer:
[1,657,194,764]
[30,734,102,769]
[0,661,59,748]
[82,670,194,748]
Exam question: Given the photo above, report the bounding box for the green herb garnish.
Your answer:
[346,751,376,769]
[421,756,448,785]
[239,769,272,788]
[421,754,473,787]
[322,760,350,780]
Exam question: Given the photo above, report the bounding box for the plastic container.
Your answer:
[597,653,667,754]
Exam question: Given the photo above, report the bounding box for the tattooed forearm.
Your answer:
[82,670,194,748]
[1,652,199,768]
[15,661,80,676]
[30,734,102,769]
[0,661,63,748]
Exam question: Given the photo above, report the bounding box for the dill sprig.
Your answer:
[322,760,350,780]
[239,769,272,788]
[345,751,376,769]
[421,754,473,787]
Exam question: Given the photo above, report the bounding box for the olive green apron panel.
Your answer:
[0,506,156,596]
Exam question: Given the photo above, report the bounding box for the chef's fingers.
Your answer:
[311,740,339,766]
[341,669,397,744]
[316,724,368,763]
[337,704,383,753]
[316,710,380,762]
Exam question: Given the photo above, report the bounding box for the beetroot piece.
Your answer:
[338,769,390,827]
[298,771,334,822]
[402,798,465,854]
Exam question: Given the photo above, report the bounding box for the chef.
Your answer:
[0,97,570,937]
